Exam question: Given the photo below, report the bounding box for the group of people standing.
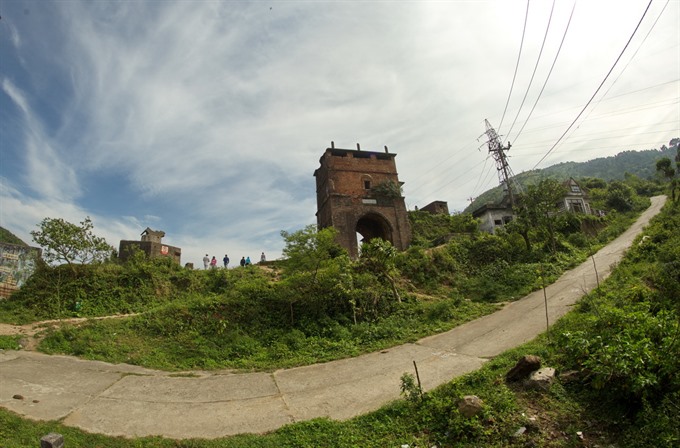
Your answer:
[202,252,266,269]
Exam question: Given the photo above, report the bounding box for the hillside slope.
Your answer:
[465,140,677,213]
[0,226,28,246]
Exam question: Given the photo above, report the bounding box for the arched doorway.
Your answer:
[355,213,393,251]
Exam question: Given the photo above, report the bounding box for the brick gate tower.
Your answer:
[314,143,411,258]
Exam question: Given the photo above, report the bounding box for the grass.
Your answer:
[3,269,677,445]
[0,337,644,448]
[0,335,22,350]
[1,194,670,446]
[36,298,499,371]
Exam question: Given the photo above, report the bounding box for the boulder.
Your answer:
[457,395,484,418]
[506,355,542,382]
[40,433,64,448]
[525,367,556,390]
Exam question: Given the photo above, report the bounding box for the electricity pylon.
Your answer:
[482,119,519,207]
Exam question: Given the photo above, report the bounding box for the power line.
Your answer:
[575,0,672,128]
[519,141,676,155]
[514,97,680,139]
[509,1,577,146]
[410,1,673,207]
[472,161,499,198]
[599,79,678,101]
[498,0,531,133]
[505,0,558,141]
[513,129,680,150]
[429,159,494,201]
[470,153,492,197]
[406,140,478,195]
[418,94,675,200]
[508,79,679,131]
[531,0,656,170]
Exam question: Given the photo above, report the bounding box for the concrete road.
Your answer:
[0,196,666,439]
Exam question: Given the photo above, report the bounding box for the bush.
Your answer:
[556,200,680,414]
[463,234,513,270]
[408,211,477,248]
[395,246,461,292]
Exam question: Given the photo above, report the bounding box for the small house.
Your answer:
[472,195,514,234]
[560,178,592,214]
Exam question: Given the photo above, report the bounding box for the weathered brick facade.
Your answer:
[420,200,449,215]
[314,144,411,258]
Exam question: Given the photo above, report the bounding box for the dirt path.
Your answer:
[0,314,138,350]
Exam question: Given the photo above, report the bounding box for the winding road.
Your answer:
[0,196,666,439]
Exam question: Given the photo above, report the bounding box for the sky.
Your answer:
[1,0,678,266]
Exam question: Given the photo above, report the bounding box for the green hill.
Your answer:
[465,138,678,213]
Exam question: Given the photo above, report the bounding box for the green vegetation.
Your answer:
[407,209,478,247]
[465,138,677,213]
[2,192,677,447]
[0,177,652,372]
[0,335,22,350]
[371,179,403,198]
[1,156,679,446]
[0,226,28,246]
[30,216,115,271]
[655,140,680,202]
[21,247,498,370]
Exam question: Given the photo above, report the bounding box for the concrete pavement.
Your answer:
[0,196,666,439]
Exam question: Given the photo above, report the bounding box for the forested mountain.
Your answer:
[465,138,678,213]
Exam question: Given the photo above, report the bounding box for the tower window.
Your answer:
[364,180,371,189]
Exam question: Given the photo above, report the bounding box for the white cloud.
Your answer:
[1,78,29,114]
[1,0,678,265]
[1,79,81,202]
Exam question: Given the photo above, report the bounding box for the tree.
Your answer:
[516,179,566,253]
[506,205,533,252]
[31,217,114,271]
[371,180,403,199]
[358,238,401,303]
[280,225,345,277]
[605,181,638,212]
[676,143,680,202]
[656,157,677,202]
[279,225,349,325]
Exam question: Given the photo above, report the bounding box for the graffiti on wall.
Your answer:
[0,243,41,295]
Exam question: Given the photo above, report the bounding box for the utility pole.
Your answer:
[482,119,517,207]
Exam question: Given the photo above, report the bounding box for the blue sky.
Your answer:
[1,0,678,266]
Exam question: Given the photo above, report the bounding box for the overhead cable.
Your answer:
[575,0,671,128]
[532,0,655,170]
[510,1,577,145]
[498,0,531,133]
[505,0,558,141]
